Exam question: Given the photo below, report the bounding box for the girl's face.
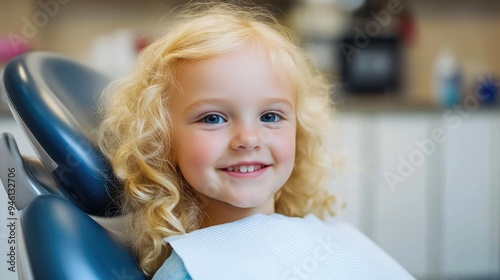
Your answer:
[171,47,296,221]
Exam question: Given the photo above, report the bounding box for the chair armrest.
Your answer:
[0,133,60,210]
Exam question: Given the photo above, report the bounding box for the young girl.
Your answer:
[98,2,415,279]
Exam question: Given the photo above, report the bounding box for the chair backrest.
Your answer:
[1,51,146,279]
[3,51,118,216]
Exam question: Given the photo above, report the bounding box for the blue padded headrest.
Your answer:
[3,51,118,216]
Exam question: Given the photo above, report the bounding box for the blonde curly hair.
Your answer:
[97,1,338,276]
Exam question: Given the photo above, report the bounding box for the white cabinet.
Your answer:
[374,113,432,276]
[440,112,500,277]
[331,110,500,279]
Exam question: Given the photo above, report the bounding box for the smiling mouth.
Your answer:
[221,164,270,173]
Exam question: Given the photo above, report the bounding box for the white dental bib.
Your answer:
[164,214,415,280]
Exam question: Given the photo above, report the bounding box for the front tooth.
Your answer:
[239,166,248,173]
[247,165,255,172]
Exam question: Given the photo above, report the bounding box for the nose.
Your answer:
[230,122,263,151]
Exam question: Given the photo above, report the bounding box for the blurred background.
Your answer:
[0,0,499,279]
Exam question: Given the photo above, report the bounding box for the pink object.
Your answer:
[0,36,30,64]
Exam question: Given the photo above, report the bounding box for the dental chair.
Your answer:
[1,51,146,279]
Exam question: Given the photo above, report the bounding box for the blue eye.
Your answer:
[260,113,281,123]
[201,114,225,124]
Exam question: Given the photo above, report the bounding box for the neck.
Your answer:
[200,197,275,228]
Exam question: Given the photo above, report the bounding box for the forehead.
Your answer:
[174,47,294,103]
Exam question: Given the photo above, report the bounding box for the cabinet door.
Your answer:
[372,113,432,276]
[327,114,367,229]
[440,112,499,277]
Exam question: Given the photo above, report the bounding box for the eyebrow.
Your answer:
[184,97,294,113]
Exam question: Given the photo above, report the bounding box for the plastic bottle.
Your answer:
[433,48,462,107]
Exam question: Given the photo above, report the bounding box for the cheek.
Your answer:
[177,132,223,176]
[271,129,296,166]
